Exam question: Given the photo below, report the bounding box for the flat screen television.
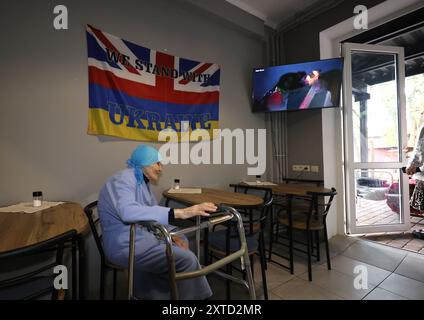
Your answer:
[252,57,343,112]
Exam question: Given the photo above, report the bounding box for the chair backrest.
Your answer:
[83,201,106,262]
[231,191,273,237]
[254,196,274,232]
[306,187,337,222]
[0,229,76,300]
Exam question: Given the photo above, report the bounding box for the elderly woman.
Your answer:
[98,145,215,299]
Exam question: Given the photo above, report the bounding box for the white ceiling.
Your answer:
[226,0,322,29]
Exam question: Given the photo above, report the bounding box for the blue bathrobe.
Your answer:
[98,168,212,299]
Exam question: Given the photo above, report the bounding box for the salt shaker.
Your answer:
[174,179,180,190]
[256,175,261,184]
[33,191,43,207]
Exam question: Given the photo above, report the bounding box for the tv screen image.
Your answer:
[252,57,343,112]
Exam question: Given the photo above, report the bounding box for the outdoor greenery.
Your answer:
[353,73,424,163]
[373,73,424,148]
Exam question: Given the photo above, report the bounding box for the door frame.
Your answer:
[319,0,424,237]
[342,42,410,234]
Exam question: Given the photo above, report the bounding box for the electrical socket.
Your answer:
[292,165,310,172]
[311,165,319,173]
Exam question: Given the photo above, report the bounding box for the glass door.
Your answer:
[342,42,410,234]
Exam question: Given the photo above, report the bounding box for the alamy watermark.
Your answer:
[53,265,68,290]
[158,121,267,176]
[53,5,68,30]
[353,5,368,30]
[353,265,368,290]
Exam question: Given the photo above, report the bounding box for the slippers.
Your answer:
[412,229,424,240]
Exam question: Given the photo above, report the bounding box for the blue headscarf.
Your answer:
[126,145,162,184]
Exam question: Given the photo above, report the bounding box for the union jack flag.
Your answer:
[86,25,220,141]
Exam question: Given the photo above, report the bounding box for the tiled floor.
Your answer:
[207,235,424,300]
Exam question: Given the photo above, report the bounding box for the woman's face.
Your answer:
[143,162,163,185]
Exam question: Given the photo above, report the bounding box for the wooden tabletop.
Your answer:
[0,202,89,253]
[233,182,332,197]
[163,187,263,208]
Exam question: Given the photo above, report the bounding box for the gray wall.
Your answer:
[280,0,385,180]
[0,0,266,298]
[286,109,323,180]
[0,0,266,206]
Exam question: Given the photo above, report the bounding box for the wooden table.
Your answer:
[0,202,89,299]
[163,187,264,208]
[163,187,264,264]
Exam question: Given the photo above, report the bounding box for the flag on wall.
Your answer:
[86,25,220,141]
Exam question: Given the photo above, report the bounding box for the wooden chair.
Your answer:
[84,201,124,300]
[207,196,273,300]
[275,188,337,281]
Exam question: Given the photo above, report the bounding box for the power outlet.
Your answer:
[311,165,319,173]
[292,165,310,172]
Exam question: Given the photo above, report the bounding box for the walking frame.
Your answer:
[127,205,256,300]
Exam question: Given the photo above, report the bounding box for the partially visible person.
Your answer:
[405,123,424,238]
[98,145,215,299]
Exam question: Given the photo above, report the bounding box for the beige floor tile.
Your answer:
[389,242,406,248]
[268,291,284,300]
[328,234,358,254]
[341,239,407,271]
[394,252,424,283]
[363,287,408,300]
[253,259,295,290]
[379,273,424,300]
[298,268,375,300]
[267,253,309,276]
[322,255,391,286]
[272,277,343,300]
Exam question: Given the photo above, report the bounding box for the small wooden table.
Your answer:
[0,202,89,299]
[163,187,264,263]
[163,187,264,208]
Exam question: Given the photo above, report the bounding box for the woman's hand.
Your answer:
[174,202,217,220]
[406,165,417,175]
[172,235,189,250]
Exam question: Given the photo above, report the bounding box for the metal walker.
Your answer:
[127,205,256,300]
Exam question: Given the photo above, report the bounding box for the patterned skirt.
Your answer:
[410,180,424,211]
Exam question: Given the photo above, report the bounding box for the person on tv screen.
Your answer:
[254,68,338,112]
[286,69,333,110]
[253,71,304,111]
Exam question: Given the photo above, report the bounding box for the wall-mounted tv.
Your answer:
[252,57,343,112]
